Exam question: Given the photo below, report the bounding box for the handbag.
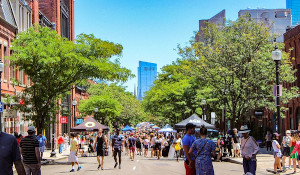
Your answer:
[175,143,181,151]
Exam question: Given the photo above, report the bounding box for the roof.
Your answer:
[174,113,216,130]
[71,116,109,131]
[0,0,17,28]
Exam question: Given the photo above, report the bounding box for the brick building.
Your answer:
[283,25,300,131]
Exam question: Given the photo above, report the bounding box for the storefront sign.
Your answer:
[60,116,67,124]
[3,109,17,119]
[75,119,83,124]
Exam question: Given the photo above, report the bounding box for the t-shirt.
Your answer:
[36,135,47,147]
[233,134,240,143]
[58,136,64,144]
[182,134,196,160]
[0,132,22,175]
[272,140,280,152]
[128,137,136,147]
[70,138,78,152]
[112,135,124,149]
[283,136,291,147]
[20,135,39,164]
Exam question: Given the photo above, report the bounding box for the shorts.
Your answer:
[155,143,161,151]
[68,151,78,162]
[273,151,282,158]
[130,146,136,153]
[282,147,290,157]
[136,143,141,149]
[233,143,240,150]
[144,145,149,149]
[113,148,122,157]
[97,148,105,157]
[39,146,45,153]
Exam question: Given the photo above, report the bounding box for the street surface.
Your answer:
[41,155,244,175]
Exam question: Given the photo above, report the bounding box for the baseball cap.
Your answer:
[186,123,196,130]
[27,126,36,132]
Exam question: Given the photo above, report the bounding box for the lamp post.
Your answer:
[202,99,206,121]
[272,45,282,135]
[94,107,98,121]
[72,100,77,126]
[222,89,226,135]
[0,62,3,132]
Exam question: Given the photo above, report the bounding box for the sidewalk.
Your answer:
[224,148,298,174]
[41,147,71,164]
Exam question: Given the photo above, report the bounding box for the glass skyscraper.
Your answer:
[287,0,300,25]
[137,61,157,100]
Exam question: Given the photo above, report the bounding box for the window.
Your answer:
[27,76,30,86]
[19,69,23,85]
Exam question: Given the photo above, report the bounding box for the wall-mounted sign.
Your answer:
[75,119,83,124]
[3,109,17,119]
[254,110,264,116]
[60,116,67,124]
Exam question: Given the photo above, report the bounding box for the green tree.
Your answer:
[9,25,133,132]
[178,15,298,126]
[79,83,146,127]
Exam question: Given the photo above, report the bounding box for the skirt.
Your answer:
[68,151,78,162]
[290,146,298,159]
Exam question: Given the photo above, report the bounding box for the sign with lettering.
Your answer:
[60,116,67,124]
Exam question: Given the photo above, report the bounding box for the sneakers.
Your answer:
[70,169,75,172]
[114,162,118,168]
[98,165,100,170]
[77,166,82,171]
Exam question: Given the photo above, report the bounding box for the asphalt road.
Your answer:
[41,154,246,175]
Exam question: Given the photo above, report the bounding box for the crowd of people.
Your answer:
[270,130,300,174]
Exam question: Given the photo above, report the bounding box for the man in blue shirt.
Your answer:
[182,123,196,175]
[36,132,47,160]
[0,131,26,175]
[112,128,124,169]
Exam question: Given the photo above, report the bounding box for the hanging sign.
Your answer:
[60,116,67,124]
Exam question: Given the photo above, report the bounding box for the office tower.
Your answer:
[239,8,291,42]
[287,0,300,25]
[137,61,157,100]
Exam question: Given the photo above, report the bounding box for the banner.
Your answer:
[60,116,67,124]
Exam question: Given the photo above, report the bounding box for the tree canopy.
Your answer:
[9,25,133,132]
[143,15,298,127]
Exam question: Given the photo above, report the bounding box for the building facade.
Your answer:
[137,61,157,100]
[196,9,225,41]
[239,8,292,42]
[287,0,300,26]
[283,25,300,131]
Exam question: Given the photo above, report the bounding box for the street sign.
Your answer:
[0,102,3,112]
[60,116,67,124]
[75,119,83,124]
[273,85,282,97]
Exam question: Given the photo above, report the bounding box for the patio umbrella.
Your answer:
[152,125,159,129]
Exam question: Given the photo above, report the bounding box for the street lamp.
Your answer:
[94,108,98,121]
[272,45,282,135]
[202,99,206,121]
[0,61,4,132]
[72,99,77,126]
[222,89,226,135]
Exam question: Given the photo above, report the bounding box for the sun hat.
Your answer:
[238,125,251,134]
[274,132,280,137]
[286,130,291,134]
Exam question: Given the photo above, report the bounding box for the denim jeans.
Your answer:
[59,144,63,153]
[24,163,41,175]
[243,158,256,175]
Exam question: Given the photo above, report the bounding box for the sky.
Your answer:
[75,0,285,93]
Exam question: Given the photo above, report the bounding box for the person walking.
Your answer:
[128,133,136,161]
[272,133,283,174]
[63,133,69,151]
[216,135,223,162]
[68,133,82,172]
[239,125,259,175]
[112,128,124,169]
[290,132,300,174]
[174,134,182,162]
[93,128,108,170]
[36,132,47,161]
[0,131,26,175]
[282,130,292,170]
[182,123,196,175]
[265,131,272,152]
[155,134,163,160]
[58,134,64,154]
[143,134,150,157]
[232,128,241,158]
[136,134,142,156]
[20,126,41,175]
[188,125,216,175]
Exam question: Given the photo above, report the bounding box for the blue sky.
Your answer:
[75,0,285,93]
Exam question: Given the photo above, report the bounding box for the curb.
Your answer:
[223,158,243,165]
